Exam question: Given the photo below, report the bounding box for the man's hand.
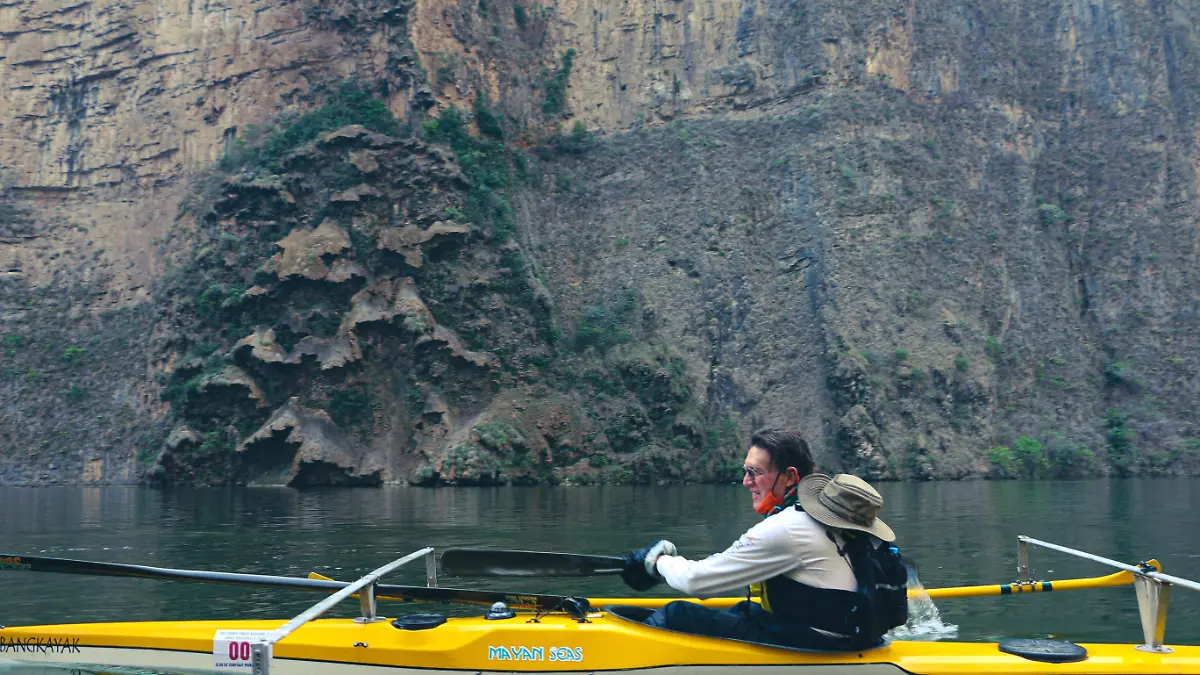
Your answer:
[642,539,677,576]
[621,539,677,591]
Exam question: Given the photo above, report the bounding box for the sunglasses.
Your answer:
[742,465,774,479]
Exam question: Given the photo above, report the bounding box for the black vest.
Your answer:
[756,528,908,650]
[759,573,865,639]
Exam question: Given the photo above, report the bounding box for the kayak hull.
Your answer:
[3,613,1199,675]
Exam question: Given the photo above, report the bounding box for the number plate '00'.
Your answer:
[213,630,274,672]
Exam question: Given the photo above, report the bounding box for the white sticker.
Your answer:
[213,630,274,672]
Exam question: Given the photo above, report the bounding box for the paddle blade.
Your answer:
[441,548,625,577]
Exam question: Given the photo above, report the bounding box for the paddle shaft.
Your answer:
[0,554,577,612]
[588,570,1140,610]
[923,569,1134,599]
[441,548,624,577]
[440,548,1140,601]
[2,553,1139,613]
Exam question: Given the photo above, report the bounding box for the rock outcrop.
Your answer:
[377,221,471,268]
[271,220,353,281]
[238,398,381,487]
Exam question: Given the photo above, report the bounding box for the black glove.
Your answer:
[620,539,676,592]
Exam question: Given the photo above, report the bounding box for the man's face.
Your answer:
[743,445,782,510]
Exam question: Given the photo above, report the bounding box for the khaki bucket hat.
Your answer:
[798,473,895,542]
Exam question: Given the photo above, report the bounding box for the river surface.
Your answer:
[1,479,1199,669]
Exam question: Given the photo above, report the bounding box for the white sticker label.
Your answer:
[213,630,274,672]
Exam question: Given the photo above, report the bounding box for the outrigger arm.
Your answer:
[250,548,436,674]
[1018,535,1200,654]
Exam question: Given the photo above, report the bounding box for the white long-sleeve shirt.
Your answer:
[655,508,858,598]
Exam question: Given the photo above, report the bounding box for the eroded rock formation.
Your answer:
[238,398,381,487]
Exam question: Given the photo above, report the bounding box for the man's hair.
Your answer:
[750,428,815,477]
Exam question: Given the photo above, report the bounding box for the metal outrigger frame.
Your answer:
[1017,535,1200,654]
[247,547,437,675]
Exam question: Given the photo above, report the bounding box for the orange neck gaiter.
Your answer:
[754,482,799,515]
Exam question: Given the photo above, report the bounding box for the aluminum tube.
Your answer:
[267,547,434,644]
[1019,536,1200,593]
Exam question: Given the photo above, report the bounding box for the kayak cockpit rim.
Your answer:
[1018,534,1199,655]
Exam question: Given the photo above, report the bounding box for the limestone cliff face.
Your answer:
[0,0,426,483]
[520,0,1200,477]
[0,0,423,294]
[1,0,1198,484]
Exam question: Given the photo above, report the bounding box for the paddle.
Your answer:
[0,553,587,613]
[303,572,585,612]
[438,547,1144,604]
[441,548,625,577]
[2,551,1143,615]
[589,568,1142,608]
[925,567,1140,599]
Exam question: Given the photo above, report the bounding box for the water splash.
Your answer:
[889,564,958,641]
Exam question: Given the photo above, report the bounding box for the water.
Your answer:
[1,479,1198,664]
[890,565,959,640]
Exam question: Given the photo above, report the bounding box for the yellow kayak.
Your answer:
[2,537,1198,674]
[3,612,1200,675]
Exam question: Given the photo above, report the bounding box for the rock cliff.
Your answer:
[1,0,1197,484]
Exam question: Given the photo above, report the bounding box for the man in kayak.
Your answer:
[620,429,905,650]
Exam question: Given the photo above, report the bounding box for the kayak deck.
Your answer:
[4,613,1200,675]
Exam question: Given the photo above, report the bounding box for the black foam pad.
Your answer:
[392,613,448,630]
[999,638,1088,663]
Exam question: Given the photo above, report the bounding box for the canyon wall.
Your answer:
[1,0,1197,484]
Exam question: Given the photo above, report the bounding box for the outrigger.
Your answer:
[2,536,1200,674]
